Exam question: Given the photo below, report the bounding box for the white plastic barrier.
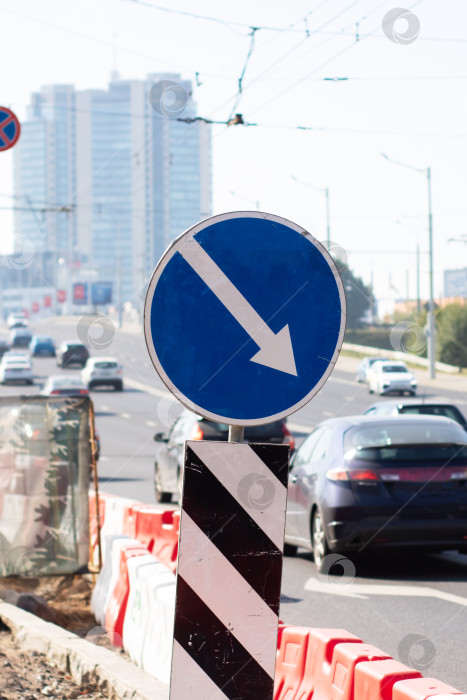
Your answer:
[122,555,166,666]
[99,496,139,561]
[91,534,131,624]
[141,565,176,683]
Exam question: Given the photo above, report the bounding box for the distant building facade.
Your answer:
[444,268,467,298]
[13,74,212,307]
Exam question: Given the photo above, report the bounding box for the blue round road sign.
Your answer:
[144,212,346,425]
[0,107,20,152]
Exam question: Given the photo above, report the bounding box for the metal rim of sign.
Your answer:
[0,107,21,152]
[144,211,347,426]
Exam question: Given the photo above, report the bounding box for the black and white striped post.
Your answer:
[170,437,290,699]
[143,212,346,699]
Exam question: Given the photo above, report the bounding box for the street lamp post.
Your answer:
[291,176,331,248]
[382,154,436,379]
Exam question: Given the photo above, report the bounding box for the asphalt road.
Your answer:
[1,316,467,690]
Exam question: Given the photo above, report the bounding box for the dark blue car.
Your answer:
[285,415,467,570]
[30,335,56,357]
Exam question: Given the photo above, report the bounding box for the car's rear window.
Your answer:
[66,344,86,351]
[399,405,465,425]
[36,337,52,343]
[199,419,285,440]
[52,378,85,388]
[344,421,467,461]
[94,361,117,369]
[381,365,407,373]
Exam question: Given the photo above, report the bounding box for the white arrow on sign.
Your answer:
[178,237,297,376]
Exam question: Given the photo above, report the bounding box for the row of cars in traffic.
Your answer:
[154,355,467,570]
[1,312,124,393]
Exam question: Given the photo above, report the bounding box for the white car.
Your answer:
[368,361,417,396]
[7,312,28,329]
[81,357,123,391]
[0,356,34,385]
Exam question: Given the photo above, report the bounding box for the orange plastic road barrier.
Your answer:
[104,543,148,646]
[274,626,310,700]
[393,677,464,699]
[152,510,180,573]
[296,628,362,700]
[133,507,180,573]
[355,659,422,700]
[327,642,392,700]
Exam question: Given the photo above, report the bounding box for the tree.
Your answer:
[436,303,467,368]
[337,261,374,329]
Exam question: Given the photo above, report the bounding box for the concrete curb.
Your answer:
[0,600,169,700]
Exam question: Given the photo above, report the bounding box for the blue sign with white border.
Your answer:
[144,212,346,426]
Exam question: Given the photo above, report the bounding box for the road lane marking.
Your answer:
[121,412,131,419]
[146,420,157,427]
[304,577,467,607]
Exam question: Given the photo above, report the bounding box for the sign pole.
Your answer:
[143,211,346,700]
[228,425,244,442]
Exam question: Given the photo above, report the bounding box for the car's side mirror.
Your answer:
[154,432,168,442]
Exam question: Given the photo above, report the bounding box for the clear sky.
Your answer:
[0,0,466,307]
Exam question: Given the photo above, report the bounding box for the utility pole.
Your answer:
[381,154,436,378]
[416,244,421,316]
[427,166,436,379]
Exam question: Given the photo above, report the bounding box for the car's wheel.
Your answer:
[115,381,123,392]
[368,387,374,394]
[88,382,94,390]
[154,463,172,504]
[283,543,298,557]
[312,510,330,573]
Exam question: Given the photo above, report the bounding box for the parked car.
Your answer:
[40,375,89,396]
[7,312,27,329]
[30,335,56,357]
[81,357,123,391]
[56,341,90,368]
[9,327,33,348]
[284,414,467,570]
[153,412,295,503]
[368,361,417,396]
[0,340,9,358]
[355,356,389,383]
[0,356,34,385]
[364,399,467,430]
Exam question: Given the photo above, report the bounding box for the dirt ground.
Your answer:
[0,574,104,637]
[0,627,103,699]
[0,574,123,698]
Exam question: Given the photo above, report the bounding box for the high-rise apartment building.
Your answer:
[13,74,212,305]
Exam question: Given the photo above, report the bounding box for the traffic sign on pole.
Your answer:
[0,107,21,152]
[144,212,346,426]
